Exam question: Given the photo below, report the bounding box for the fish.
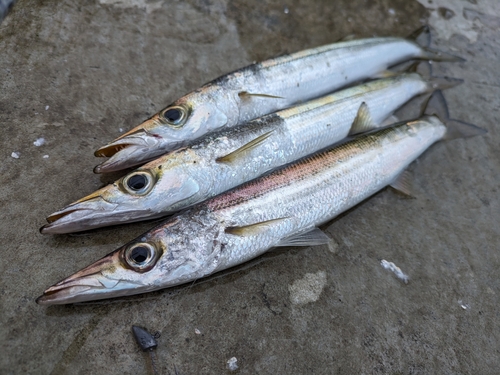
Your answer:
[41,72,459,234]
[36,91,485,305]
[93,31,462,173]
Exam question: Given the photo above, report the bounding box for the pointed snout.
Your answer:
[40,187,121,234]
[36,251,122,305]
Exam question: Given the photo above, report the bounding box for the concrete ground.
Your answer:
[1,0,499,373]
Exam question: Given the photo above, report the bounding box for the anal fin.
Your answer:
[276,228,332,247]
[349,102,378,135]
[390,170,415,197]
[216,131,274,163]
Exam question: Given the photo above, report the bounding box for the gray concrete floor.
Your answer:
[1,0,499,374]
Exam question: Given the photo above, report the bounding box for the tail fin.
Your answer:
[408,25,465,62]
[415,61,464,91]
[423,90,487,140]
[408,25,431,47]
[419,47,465,63]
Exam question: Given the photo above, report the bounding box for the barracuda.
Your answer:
[93,31,461,173]
[41,73,459,234]
[36,91,485,305]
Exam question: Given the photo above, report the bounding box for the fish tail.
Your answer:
[423,90,487,140]
[410,61,464,91]
[407,25,431,47]
[418,47,465,63]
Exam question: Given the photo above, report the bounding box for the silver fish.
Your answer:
[36,91,484,305]
[42,73,456,234]
[93,33,461,173]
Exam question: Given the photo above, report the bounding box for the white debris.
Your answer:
[458,300,470,310]
[288,271,327,305]
[43,155,49,159]
[11,152,20,159]
[45,105,49,110]
[388,8,395,15]
[194,328,201,335]
[119,128,124,133]
[33,138,46,147]
[226,357,238,371]
[283,6,289,14]
[381,260,409,284]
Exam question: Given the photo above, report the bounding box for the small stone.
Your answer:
[227,357,238,371]
[33,138,45,147]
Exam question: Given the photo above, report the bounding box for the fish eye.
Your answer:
[122,171,155,195]
[160,106,187,127]
[125,242,159,272]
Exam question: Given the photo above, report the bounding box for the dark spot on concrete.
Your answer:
[438,7,455,20]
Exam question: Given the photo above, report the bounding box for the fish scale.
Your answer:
[37,116,451,305]
[42,74,439,234]
[94,33,460,173]
[205,120,445,271]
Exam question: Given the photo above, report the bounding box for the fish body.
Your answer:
[37,114,451,305]
[94,36,459,173]
[43,73,438,234]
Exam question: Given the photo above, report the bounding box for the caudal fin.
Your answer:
[424,90,487,140]
[419,47,465,63]
[408,25,431,47]
[413,61,463,91]
[408,25,465,62]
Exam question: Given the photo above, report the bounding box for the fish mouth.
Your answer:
[36,257,111,305]
[93,134,168,173]
[40,193,121,234]
[36,251,142,305]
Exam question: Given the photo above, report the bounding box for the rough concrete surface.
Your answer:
[0,0,499,374]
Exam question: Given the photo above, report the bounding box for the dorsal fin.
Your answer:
[216,131,274,164]
[373,70,399,79]
[349,102,377,135]
[336,34,357,42]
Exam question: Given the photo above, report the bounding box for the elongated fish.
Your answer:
[36,91,485,305]
[93,33,461,173]
[41,73,457,234]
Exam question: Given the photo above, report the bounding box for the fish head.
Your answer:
[41,160,201,234]
[94,86,237,173]
[37,217,221,305]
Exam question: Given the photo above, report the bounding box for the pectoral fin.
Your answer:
[239,91,284,99]
[225,217,289,236]
[349,102,377,135]
[216,131,274,163]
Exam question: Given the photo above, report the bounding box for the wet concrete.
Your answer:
[0,0,499,373]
